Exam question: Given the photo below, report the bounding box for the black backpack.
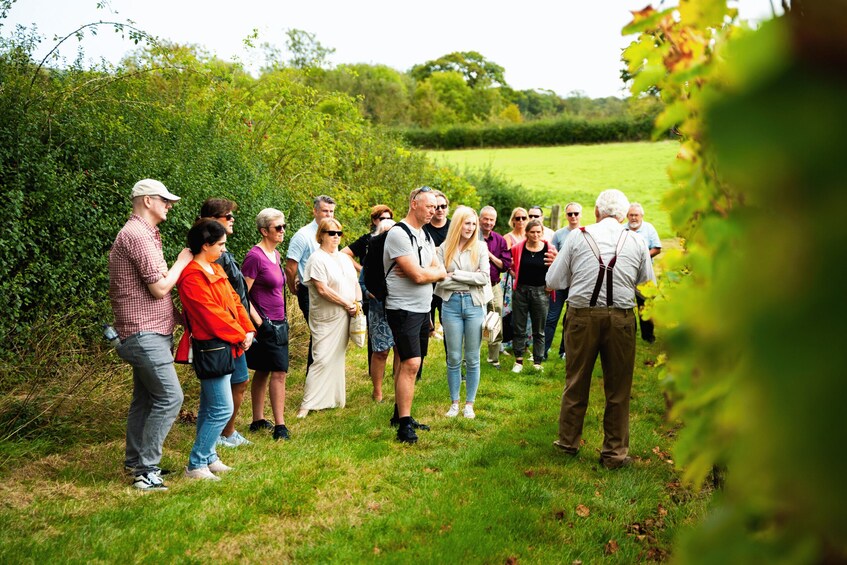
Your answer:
[362,222,431,302]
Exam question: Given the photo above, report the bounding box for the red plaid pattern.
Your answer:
[109,214,177,339]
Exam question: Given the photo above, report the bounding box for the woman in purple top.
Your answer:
[242,208,291,441]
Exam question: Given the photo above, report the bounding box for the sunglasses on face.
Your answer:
[567,212,580,217]
[528,214,540,219]
[378,215,392,221]
[514,216,527,221]
[270,224,286,232]
[434,204,448,211]
[323,230,343,236]
[218,213,234,221]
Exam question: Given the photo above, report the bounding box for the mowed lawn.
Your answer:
[428,141,679,239]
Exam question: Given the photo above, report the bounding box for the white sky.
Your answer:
[3,0,779,98]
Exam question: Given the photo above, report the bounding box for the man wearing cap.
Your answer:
[109,179,193,490]
[546,189,655,469]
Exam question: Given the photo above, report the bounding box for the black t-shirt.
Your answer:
[423,219,450,248]
[348,232,371,263]
[518,242,549,287]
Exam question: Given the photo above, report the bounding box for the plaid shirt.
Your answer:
[109,214,177,339]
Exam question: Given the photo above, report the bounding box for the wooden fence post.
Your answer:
[550,204,561,231]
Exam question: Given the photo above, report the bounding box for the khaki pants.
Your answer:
[486,283,505,363]
[557,307,636,465]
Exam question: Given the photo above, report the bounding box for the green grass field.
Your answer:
[428,141,679,239]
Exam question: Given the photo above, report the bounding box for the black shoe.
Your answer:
[272,424,290,441]
[552,440,578,456]
[249,419,274,432]
[598,456,632,470]
[389,416,430,431]
[396,423,418,444]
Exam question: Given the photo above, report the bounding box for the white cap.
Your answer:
[131,179,180,201]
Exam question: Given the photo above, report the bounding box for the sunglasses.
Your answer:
[514,216,527,221]
[378,215,392,221]
[528,214,541,219]
[217,213,234,221]
[567,212,580,217]
[323,230,343,236]
[412,186,433,200]
[270,224,286,232]
[435,204,448,210]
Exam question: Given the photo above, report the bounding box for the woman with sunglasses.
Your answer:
[504,207,529,250]
[242,208,291,441]
[177,219,254,480]
[510,219,551,373]
[199,198,253,448]
[297,218,361,418]
[434,206,491,419]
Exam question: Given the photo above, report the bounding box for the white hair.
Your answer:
[629,202,645,215]
[594,189,630,221]
[375,218,396,235]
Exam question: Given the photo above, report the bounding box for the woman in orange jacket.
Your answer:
[177,219,254,481]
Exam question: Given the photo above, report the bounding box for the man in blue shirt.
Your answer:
[544,202,582,360]
[627,203,661,343]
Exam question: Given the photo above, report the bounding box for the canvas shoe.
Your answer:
[445,404,460,418]
[133,471,168,491]
[207,460,233,473]
[224,430,252,447]
[533,363,543,371]
[462,404,476,419]
[273,424,291,440]
[184,466,221,481]
[511,363,523,374]
[248,419,274,432]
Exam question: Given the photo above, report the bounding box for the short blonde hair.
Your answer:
[256,208,284,232]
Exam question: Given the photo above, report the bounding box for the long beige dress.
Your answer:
[301,248,358,410]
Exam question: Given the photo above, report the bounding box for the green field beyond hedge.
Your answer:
[428,141,679,239]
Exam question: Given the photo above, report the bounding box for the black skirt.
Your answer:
[246,320,289,372]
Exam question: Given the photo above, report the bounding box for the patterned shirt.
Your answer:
[109,214,177,339]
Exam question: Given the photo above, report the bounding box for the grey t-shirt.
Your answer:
[384,221,436,313]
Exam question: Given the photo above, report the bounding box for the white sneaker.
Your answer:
[445,404,460,417]
[533,363,543,371]
[463,404,476,419]
[184,466,221,481]
[132,471,167,491]
[561,352,567,360]
[208,460,233,473]
[217,430,252,448]
[511,363,523,374]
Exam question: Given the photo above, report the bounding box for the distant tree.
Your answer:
[319,64,414,125]
[285,28,335,69]
[410,51,508,89]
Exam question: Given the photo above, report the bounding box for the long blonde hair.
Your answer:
[442,206,479,269]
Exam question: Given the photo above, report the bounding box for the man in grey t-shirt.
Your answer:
[384,186,446,444]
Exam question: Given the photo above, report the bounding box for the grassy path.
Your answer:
[0,325,707,562]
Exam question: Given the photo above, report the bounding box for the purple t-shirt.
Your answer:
[242,246,286,321]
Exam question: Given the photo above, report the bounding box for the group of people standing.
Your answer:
[109,177,659,490]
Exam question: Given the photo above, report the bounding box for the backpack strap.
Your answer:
[579,227,630,307]
[394,221,426,267]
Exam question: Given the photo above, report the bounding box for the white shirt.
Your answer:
[545,217,655,309]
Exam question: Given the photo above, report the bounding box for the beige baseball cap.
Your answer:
[131,179,181,201]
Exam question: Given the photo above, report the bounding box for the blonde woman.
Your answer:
[504,207,529,250]
[297,218,361,418]
[434,206,491,419]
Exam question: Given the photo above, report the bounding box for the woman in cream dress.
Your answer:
[297,218,361,417]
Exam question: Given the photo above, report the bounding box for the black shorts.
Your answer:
[386,309,430,362]
[246,321,289,372]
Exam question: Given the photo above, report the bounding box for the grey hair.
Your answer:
[565,202,583,213]
[528,205,543,216]
[375,218,396,235]
[256,207,285,232]
[479,205,497,218]
[594,189,630,221]
[629,202,645,215]
[313,195,336,209]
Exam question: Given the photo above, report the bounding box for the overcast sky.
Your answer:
[3,0,779,98]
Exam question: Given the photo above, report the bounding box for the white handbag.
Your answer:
[482,310,502,343]
[349,303,367,348]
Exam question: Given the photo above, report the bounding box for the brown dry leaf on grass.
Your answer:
[575,504,590,517]
[605,539,620,555]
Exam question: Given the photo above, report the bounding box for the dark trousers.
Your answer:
[634,289,655,343]
[297,284,314,372]
[557,307,636,466]
[511,285,549,363]
[544,288,569,358]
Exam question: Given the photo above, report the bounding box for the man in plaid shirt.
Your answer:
[109,179,193,491]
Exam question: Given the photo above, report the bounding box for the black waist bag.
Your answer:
[262,318,289,346]
[192,337,235,379]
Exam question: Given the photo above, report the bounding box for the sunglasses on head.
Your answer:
[413,186,433,200]
[323,230,343,236]
[514,216,527,221]
[269,224,286,232]
[567,212,580,217]
[217,213,234,221]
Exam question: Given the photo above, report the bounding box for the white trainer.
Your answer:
[511,363,523,374]
[445,404,460,417]
[184,466,221,481]
[533,363,543,371]
[207,460,233,473]
[463,404,476,419]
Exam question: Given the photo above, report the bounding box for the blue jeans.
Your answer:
[441,293,484,403]
[188,375,233,470]
[117,332,184,474]
[544,289,568,358]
